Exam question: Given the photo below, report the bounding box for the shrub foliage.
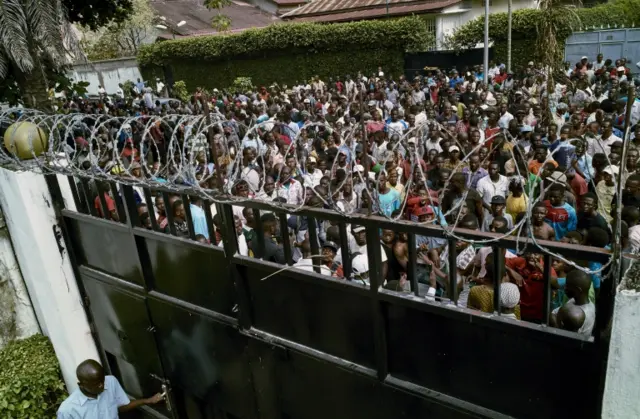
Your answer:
[0,335,67,418]
[138,17,432,89]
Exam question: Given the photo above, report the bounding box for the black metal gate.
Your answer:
[46,176,613,419]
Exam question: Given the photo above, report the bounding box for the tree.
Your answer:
[63,0,133,31]
[0,0,134,108]
[204,0,232,31]
[82,0,157,61]
[0,0,71,109]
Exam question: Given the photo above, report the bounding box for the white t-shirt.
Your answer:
[334,243,388,264]
[476,175,510,207]
[553,299,595,336]
[293,257,333,276]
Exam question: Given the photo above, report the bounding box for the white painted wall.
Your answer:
[602,258,640,418]
[435,0,537,49]
[0,168,98,392]
[0,207,40,348]
[70,58,142,96]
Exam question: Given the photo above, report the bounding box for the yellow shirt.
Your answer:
[506,193,528,221]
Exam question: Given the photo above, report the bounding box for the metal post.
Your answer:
[407,233,419,296]
[483,0,490,84]
[614,85,636,284]
[542,254,551,325]
[447,239,458,303]
[492,246,502,315]
[507,0,512,72]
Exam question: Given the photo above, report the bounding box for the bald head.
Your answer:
[77,359,103,380]
[557,303,585,332]
[565,270,591,300]
[76,359,105,397]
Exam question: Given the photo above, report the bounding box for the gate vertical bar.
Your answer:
[407,233,419,296]
[365,228,388,381]
[221,204,253,329]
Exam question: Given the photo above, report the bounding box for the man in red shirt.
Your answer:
[505,253,556,323]
[94,182,119,221]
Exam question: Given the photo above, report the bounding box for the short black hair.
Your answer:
[586,227,609,248]
[581,191,598,204]
[460,214,479,229]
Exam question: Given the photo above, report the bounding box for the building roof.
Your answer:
[150,0,280,38]
[283,0,460,22]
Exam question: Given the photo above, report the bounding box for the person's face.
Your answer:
[322,247,336,263]
[463,110,470,121]
[603,171,614,185]
[488,163,499,178]
[354,230,366,245]
[541,165,555,179]
[469,156,480,171]
[281,167,292,183]
[535,148,546,162]
[574,142,585,155]
[264,178,275,194]
[391,110,399,121]
[602,121,612,137]
[378,172,387,187]
[470,130,481,144]
[175,204,185,219]
[609,152,621,166]
[479,147,488,160]
[560,128,570,141]
[532,206,547,224]
[581,197,596,214]
[625,179,640,195]
[491,203,505,215]
[155,197,165,214]
[626,150,638,169]
[490,220,507,232]
[388,170,398,185]
[320,177,329,188]
[306,158,316,171]
[549,191,563,207]
[78,372,105,397]
[287,157,297,171]
[435,156,445,169]
[450,148,460,160]
[381,229,395,244]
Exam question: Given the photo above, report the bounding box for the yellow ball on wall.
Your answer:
[3,121,48,160]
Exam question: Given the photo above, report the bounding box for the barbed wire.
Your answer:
[0,107,619,279]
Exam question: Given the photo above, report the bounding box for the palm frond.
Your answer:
[0,51,8,79]
[0,0,33,72]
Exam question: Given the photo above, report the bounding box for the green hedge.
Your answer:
[446,0,640,69]
[0,334,67,417]
[138,17,432,90]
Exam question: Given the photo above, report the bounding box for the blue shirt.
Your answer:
[190,204,209,239]
[57,375,130,419]
[378,189,400,217]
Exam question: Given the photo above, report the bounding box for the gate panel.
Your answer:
[81,272,164,400]
[147,298,255,419]
[248,338,495,419]
[68,218,143,285]
[244,264,377,368]
[385,302,599,418]
[145,236,236,315]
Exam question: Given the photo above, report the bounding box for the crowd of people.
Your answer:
[13,54,640,338]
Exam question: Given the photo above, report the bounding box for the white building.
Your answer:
[282,0,538,51]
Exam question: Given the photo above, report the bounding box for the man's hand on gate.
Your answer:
[146,392,165,404]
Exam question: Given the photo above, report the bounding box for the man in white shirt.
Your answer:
[115,84,125,99]
[593,54,604,71]
[57,360,163,419]
[498,103,513,128]
[597,120,621,156]
[476,162,510,218]
[551,270,595,336]
[334,225,388,280]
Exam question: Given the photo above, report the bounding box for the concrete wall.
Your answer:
[0,206,40,348]
[0,168,98,392]
[70,57,142,96]
[436,0,537,49]
[602,258,640,418]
